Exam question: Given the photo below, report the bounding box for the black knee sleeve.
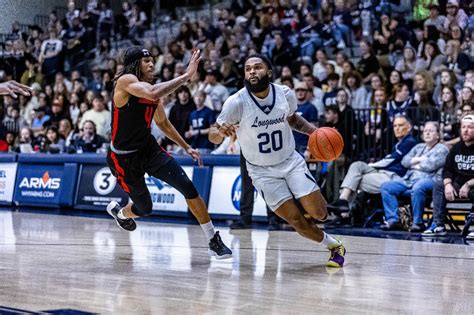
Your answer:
[130,191,153,216]
[180,178,199,199]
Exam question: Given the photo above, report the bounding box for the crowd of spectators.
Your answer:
[0,0,473,234]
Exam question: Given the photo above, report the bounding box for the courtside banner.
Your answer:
[207,167,267,216]
[145,166,193,212]
[75,165,129,210]
[0,163,18,204]
[14,165,65,205]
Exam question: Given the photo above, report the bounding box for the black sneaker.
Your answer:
[208,231,232,259]
[106,201,137,232]
[229,220,252,230]
[327,199,350,213]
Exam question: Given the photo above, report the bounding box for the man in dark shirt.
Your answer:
[293,82,318,154]
[71,120,107,153]
[185,90,215,153]
[423,114,474,236]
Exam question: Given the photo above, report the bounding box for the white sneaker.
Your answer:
[467,231,474,240]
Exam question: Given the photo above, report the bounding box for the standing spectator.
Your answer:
[380,122,449,231]
[322,73,340,108]
[185,91,216,153]
[443,0,469,32]
[386,83,417,123]
[3,105,27,135]
[356,40,380,84]
[344,71,368,111]
[39,28,63,84]
[79,95,110,139]
[201,69,229,113]
[423,114,474,236]
[292,82,318,154]
[439,87,460,142]
[167,86,196,150]
[98,2,114,42]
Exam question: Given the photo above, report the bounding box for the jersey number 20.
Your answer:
[257,130,283,153]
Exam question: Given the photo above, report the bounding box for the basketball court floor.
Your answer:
[1,209,473,314]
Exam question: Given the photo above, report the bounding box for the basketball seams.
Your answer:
[309,127,344,162]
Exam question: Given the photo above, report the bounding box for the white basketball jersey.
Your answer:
[217,83,297,166]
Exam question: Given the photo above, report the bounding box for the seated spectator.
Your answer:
[328,115,417,213]
[71,120,107,153]
[45,126,65,154]
[15,127,35,153]
[185,91,216,153]
[5,131,17,152]
[380,122,449,231]
[31,107,50,137]
[3,104,27,135]
[423,114,474,236]
[58,118,76,147]
[79,94,110,139]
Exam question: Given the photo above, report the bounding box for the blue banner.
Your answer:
[14,165,65,205]
[75,165,129,210]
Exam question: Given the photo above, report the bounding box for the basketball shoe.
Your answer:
[327,240,346,268]
[208,231,232,259]
[106,201,137,232]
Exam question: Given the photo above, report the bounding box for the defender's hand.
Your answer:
[0,80,31,98]
[186,147,203,167]
[185,49,202,79]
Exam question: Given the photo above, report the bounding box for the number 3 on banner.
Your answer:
[257,130,283,153]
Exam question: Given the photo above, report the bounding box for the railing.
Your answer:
[344,107,441,163]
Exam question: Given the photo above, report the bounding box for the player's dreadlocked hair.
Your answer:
[114,46,151,82]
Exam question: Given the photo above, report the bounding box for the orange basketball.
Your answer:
[308,127,344,162]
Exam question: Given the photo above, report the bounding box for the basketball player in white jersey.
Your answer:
[209,54,346,267]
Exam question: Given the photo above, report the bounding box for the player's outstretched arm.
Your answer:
[0,80,31,98]
[287,114,317,135]
[154,104,202,166]
[118,50,201,101]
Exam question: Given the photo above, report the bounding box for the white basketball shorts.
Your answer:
[246,150,319,211]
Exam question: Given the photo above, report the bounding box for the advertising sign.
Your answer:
[208,167,267,216]
[0,163,17,204]
[75,165,130,209]
[14,165,65,205]
[145,166,193,212]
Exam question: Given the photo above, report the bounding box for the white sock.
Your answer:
[117,209,128,220]
[200,221,216,241]
[320,232,340,249]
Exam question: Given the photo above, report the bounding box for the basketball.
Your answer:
[308,127,344,162]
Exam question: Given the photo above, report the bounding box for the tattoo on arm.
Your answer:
[288,114,316,135]
[152,75,189,98]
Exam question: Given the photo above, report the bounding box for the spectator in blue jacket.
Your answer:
[328,115,417,213]
[380,122,449,231]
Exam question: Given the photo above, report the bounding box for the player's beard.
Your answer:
[245,75,270,93]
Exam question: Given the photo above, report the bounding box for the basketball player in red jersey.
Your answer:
[106,47,231,259]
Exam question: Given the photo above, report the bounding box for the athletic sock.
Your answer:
[321,232,340,249]
[117,209,128,220]
[200,221,216,241]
